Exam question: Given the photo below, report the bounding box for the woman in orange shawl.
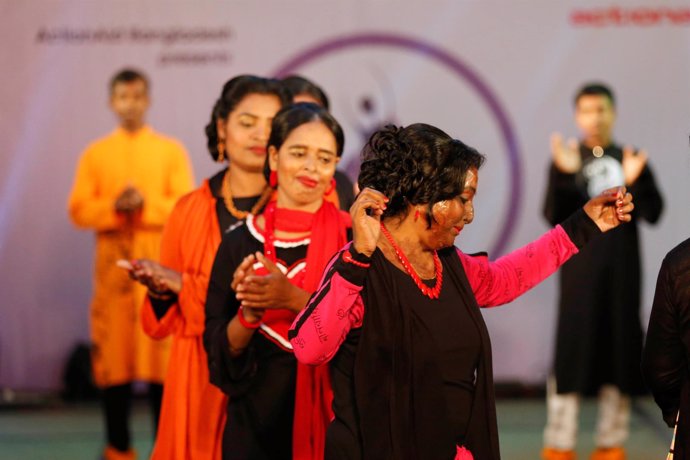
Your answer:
[125,75,291,459]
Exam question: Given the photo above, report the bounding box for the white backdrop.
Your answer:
[2,1,689,390]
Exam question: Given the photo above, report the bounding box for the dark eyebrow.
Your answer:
[287,144,336,156]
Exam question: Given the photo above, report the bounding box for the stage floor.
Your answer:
[0,397,670,459]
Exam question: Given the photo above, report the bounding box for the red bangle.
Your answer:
[342,249,371,268]
[237,306,261,329]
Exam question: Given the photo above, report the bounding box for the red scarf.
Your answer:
[261,200,350,460]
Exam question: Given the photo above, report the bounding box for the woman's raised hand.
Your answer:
[121,259,182,294]
[583,186,634,233]
[350,187,388,257]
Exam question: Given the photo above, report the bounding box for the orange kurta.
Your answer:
[141,180,227,460]
[68,125,194,387]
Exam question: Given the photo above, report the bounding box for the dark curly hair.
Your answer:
[263,102,344,183]
[204,75,292,162]
[358,123,485,225]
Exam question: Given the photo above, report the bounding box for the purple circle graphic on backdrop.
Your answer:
[273,32,522,257]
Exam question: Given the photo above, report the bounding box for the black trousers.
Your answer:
[102,383,163,451]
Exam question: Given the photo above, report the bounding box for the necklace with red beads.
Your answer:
[380,222,443,299]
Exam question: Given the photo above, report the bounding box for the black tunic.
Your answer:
[208,168,263,235]
[204,221,308,460]
[543,143,663,395]
[325,248,495,460]
[642,238,690,459]
[405,267,481,443]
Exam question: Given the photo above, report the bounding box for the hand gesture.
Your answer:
[350,187,388,257]
[235,252,310,312]
[115,186,144,213]
[622,145,648,186]
[550,133,581,174]
[231,254,257,292]
[583,186,634,233]
[118,258,182,294]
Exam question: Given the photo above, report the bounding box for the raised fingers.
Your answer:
[351,187,388,217]
[616,192,634,222]
[231,254,256,291]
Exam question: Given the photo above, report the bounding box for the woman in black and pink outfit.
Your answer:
[289,123,635,460]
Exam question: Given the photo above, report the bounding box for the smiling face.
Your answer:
[217,93,282,173]
[268,120,339,213]
[426,167,479,249]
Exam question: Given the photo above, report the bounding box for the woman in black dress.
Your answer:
[288,123,635,460]
[204,103,351,460]
[642,237,690,459]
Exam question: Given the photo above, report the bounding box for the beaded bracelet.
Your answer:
[237,306,261,329]
[342,249,371,268]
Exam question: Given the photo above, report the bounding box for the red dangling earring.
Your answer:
[324,178,336,195]
[414,209,420,221]
[269,171,278,188]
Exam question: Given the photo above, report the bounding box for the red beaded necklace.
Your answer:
[380,222,443,299]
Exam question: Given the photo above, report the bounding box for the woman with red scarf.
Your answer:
[203,103,349,460]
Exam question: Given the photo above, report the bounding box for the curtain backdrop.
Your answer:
[1,1,689,390]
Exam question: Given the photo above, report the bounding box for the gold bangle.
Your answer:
[228,342,247,354]
[147,289,174,301]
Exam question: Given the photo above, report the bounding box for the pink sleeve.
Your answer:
[289,245,365,365]
[459,225,578,307]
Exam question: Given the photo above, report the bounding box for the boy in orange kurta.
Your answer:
[67,68,194,460]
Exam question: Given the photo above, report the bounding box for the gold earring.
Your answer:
[217,140,226,162]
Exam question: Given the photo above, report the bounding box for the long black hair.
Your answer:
[204,75,292,162]
[281,75,330,109]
